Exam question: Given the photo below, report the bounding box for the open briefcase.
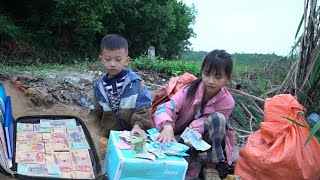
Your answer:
[0,83,105,180]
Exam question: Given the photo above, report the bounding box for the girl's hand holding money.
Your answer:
[131,124,147,137]
[157,124,176,145]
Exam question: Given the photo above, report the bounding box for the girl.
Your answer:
[153,50,235,180]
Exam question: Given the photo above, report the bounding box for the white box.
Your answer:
[105,131,188,180]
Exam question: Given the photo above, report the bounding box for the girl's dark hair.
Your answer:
[100,34,128,54]
[186,49,233,98]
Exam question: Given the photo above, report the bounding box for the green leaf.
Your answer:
[282,116,307,128]
[295,14,304,39]
[305,120,320,146]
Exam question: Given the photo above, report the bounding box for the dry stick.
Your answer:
[239,101,256,133]
[228,124,252,138]
[253,102,264,114]
[227,88,265,103]
[233,127,252,134]
[239,134,251,138]
[147,83,163,88]
[277,58,298,94]
[301,43,320,90]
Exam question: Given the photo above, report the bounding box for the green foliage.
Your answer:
[0,59,99,78]
[131,53,290,98]
[0,11,22,39]
[0,0,196,64]
[130,55,200,76]
[231,95,263,132]
[105,0,196,59]
[283,116,320,145]
[180,51,207,61]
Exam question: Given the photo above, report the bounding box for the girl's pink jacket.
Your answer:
[153,81,235,164]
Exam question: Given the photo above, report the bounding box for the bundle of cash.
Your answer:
[16,152,46,164]
[131,136,147,155]
[33,124,50,133]
[147,128,160,141]
[42,133,52,143]
[67,126,86,142]
[18,163,62,177]
[16,123,34,132]
[119,130,132,143]
[180,127,211,151]
[16,141,45,153]
[53,151,74,178]
[16,132,42,141]
[70,150,93,172]
[15,120,95,179]
[45,153,54,164]
[40,119,77,128]
[17,163,46,176]
[145,143,167,159]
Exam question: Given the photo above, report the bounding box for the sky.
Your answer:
[182,0,304,56]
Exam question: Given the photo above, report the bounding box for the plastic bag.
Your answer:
[235,94,320,180]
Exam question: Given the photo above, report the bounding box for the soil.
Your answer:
[0,69,243,180]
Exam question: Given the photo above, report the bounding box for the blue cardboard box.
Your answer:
[105,131,188,180]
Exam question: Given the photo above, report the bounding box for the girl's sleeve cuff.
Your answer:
[160,121,174,131]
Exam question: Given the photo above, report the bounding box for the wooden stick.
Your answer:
[239,101,258,123]
[227,88,265,103]
[253,102,264,114]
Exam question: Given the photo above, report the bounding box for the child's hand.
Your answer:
[157,124,176,145]
[130,124,147,137]
[185,141,194,149]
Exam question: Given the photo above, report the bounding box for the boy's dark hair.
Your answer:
[186,49,233,98]
[100,34,128,54]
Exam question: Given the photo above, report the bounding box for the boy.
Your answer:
[93,34,152,140]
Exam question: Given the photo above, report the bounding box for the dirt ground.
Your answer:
[0,82,106,180]
[0,70,242,179]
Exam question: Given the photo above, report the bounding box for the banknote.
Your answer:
[42,133,52,143]
[16,152,46,164]
[44,164,61,177]
[69,150,93,172]
[74,171,95,179]
[69,139,90,150]
[147,128,160,141]
[16,141,45,152]
[51,132,67,139]
[67,125,85,142]
[145,143,167,159]
[33,124,51,133]
[53,152,72,167]
[40,119,77,128]
[181,127,211,151]
[131,136,147,155]
[119,130,132,142]
[135,152,156,161]
[16,132,42,141]
[60,171,75,179]
[16,123,34,132]
[51,127,67,134]
[45,142,54,153]
[53,137,70,151]
[17,163,46,176]
[180,127,191,140]
[45,153,54,164]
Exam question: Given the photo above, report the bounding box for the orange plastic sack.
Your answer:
[235,94,320,180]
[151,72,197,115]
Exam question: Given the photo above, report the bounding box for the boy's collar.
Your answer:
[104,69,128,84]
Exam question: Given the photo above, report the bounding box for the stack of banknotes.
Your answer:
[15,119,95,179]
[180,127,211,151]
